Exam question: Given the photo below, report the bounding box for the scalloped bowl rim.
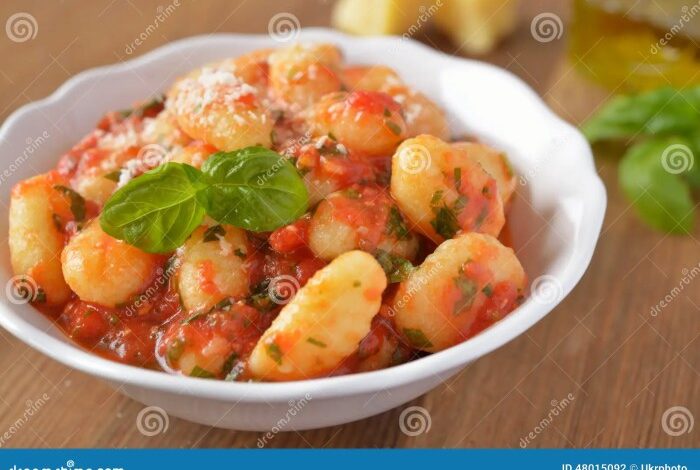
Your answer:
[0,29,606,403]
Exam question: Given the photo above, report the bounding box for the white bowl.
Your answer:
[0,29,606,431]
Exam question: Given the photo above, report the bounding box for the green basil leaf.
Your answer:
[619,138,695,234]
[100,162,206,253]
[53,185,86,222]
[583,87,700,143]
[198,146,308,232]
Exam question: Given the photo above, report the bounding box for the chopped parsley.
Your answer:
[430,191,460,239]
[53,185,86,222]
[190,365,216,379]
[453,276,478,315]
[454,167,462,191]
[384,119,402,136]
[266,342,283,365]
[167,338,185,361]
[375,249,415,283]
[104,170,122,182]
[202,224,226,242]
[386,206,411,240]
[403,328,433,349]
[307,337,327,348]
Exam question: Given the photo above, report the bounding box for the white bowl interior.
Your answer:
[0,30,605,428]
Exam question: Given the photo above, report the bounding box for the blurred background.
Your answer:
[0,0,697,448]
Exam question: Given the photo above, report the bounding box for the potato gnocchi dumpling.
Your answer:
[61,220,161,308]
[8,42,528,382]
[309,90,407,156]
[451,141,517,206]
[269,43,343,108]
[176,224,249,314]
[9,173,74,305]
[168,65,273,151]
[248,250,387,381]
[391,134,505,243]
[308,185,419,261]
[392,233,526,352]
[342,66,450,140]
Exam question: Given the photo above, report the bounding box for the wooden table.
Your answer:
[0,0,697,448]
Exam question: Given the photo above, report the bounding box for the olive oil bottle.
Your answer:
[570,0,700,92]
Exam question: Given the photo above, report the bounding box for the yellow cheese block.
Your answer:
[332,0,429,36]
[433,0,519,54]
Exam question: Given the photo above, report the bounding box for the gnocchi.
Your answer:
[9,173,74,305]
[391,233,526,352]
[248,250,387,381]
[8,42,528,382]
[176,224,249,314]
[61,220,161,307]
[391,134,505,243]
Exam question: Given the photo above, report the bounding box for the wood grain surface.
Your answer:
[0,0,697,448]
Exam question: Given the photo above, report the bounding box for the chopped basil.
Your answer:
[53,185,86,222]
[453,276,478,314]
[403,328,433,349]
[431,206,459,239]
[482,284,494,297]
[167,338,185,361]
[189,365,216,379]
[33,288,46,304]
[386,206,411,240]
[119,94,165,119]
[375,249,415,283]
[104,170,122,182]
[266,342,283,365]
[384,119,402,136]
[307,337,327,348]
[222,353,241,381]
[202,224,226,242]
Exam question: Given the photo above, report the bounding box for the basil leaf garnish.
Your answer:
[99,146,309,253]
[198,146,309,232]
[619,138,694,234]
[100,162,206,253]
